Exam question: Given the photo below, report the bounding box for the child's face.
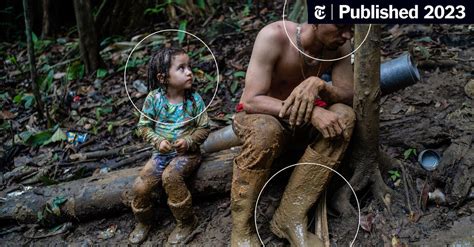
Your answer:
[167,53,193,91]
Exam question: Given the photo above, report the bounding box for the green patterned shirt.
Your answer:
[137,89,210,154]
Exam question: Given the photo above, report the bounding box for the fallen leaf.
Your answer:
[360,213,375,232]
[0,110,16,120]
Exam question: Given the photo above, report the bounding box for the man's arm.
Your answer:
[319,42,354,105]
[240,25,285,116]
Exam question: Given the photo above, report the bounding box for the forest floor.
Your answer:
[1,2,473,246]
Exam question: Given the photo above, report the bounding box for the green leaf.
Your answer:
[50,196,67,216]
[18,130,33,142]
[144,2,168,15]
[40,70,54,92]
[32,32,38,43]
[22,94,35,108]
[37,211,44,222]
[107,123,113,132]
[96,68,107,78]
[415,46,430,59]
[242,5,250,16]
[67,62,84,81]
[26,130,53,147]
[0,92,10,102]
[96,107,113,120]
[47,127,67,144]
[13,93,23,104]
[201,81,216,94]
[230,81,239,94]
[388,170,401,181]
[233,71,246,78]
[197,0,205,9]
[177,20,187,44]
[0,121,11,131]
[403,148,417,160]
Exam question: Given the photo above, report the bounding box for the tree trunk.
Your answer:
[332,25,393,215]
[95,0,154,40]
[22,0,45,121]
[0,148,237,226]
[41,0,52,39]
[73,0,103,74]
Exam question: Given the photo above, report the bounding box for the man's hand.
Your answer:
[173,139,188,154]
[311,107,346,139]
[157,140,173,153]
[279,76,325,126]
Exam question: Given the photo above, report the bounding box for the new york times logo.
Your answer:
[314,5,326,20]
[306,0,471,24]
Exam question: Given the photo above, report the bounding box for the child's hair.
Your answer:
[147,47,197,117]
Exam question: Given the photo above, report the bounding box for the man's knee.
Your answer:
[235,114,285,152]
[329,103,356,126]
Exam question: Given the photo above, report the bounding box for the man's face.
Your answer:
[315,24,354,50]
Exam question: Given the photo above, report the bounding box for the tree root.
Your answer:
[331,150,397,217]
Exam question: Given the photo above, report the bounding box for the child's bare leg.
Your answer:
[162,153,201,245]
[129,157,165,244]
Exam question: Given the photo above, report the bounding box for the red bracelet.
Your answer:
[235,103,244,112]
[314,99,328,108]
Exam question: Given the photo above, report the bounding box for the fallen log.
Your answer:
[0,148,238,226]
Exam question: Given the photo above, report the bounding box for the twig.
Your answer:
[202,9,216,27]
[108,150,151,170]
[49,57,81,70]
[0,225,26,236]
[399,162,413,213]
[68,144,148,161]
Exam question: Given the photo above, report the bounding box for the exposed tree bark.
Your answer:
[0,148,237,226]
[332,25,393,215]
[73,0,103,74]
[22,0,45,121]
[41,0,52,39]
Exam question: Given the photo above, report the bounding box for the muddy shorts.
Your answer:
[149,152,178,177]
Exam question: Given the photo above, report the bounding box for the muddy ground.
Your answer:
[0,3,473,246]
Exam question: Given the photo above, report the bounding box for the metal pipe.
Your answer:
[321,53,421,95]
[201,125,242,153]
[380,53,421,95]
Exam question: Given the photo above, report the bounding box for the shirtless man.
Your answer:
[231,21,356,246]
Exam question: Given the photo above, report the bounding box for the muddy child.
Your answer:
[128,47,210,245]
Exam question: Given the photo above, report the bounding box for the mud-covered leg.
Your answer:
[129,158,164,244]
[162,153,201,246]
[231,113,287,247]
[270,103,356,247]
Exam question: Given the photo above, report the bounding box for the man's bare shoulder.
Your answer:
[255,21,291,48]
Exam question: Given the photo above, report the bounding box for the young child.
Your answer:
[129,47,210,245]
